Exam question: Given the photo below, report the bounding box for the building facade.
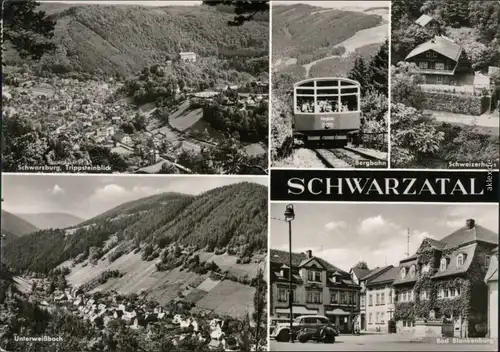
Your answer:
[405,36,474,86]
[179,52,197,63]
[365,266,398,333]
[270,249,360,333]
[485,247,498,338]
[393,219,498,337]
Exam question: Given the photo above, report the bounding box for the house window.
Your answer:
[278,288,287,302]
[438,289,444,299]
[381,292,385,305]
[307,290,322,304]
[426,51,431,58]
[381,312,385,324]
[486,255,491,267]
[444,289,449,298]
[431,51,437,58]
[368,294,373,306]
[388,290,392,303]
[437,75,442,83]
[410,265,416,277]
[457,254,464,267]
[340,292,346,304]
[369,313,372,324]
[401,267,406,279]
[455,288,461,297]
[308,271,321,282]
[421,263,430,274]
[418,61,428,69]
[403,291,408,302]
[360,295,365,306]
[420,290,428,300]
[435,62,445,70]
[440,258,447,271]
[376,293,380,305]
[331,291,338,304]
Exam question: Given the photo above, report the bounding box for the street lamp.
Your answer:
[284,204,295,343]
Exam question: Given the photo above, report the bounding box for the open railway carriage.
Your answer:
[293,77,361,146]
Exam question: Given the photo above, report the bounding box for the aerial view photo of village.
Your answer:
[0,174,268,351]
[2,0,269,174]
[390,0,499,169]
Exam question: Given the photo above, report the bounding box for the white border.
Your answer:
[387,0,392,168]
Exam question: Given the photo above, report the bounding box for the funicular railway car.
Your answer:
[293,77,361,146]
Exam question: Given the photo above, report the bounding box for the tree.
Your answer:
[391,21,433,64]
[469,0,500,42]
[348,56,368,94]
[390,103,445,167]
[252,268,266,350]
[202,0,269,26]
[158,162,178,174]
[391,62,426,110]
[3,0,57,60]
[354,261,368,270]
[366,39,389,97]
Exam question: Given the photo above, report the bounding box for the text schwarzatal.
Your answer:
[287,177,486,196]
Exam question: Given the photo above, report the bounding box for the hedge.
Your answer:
[422,92,490,116]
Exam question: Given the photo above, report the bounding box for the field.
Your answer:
[195,280,255,319]
[169,101,204,132]
[198,252,266,278]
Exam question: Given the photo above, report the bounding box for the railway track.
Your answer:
[312,147,387,168]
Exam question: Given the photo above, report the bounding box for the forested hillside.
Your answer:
[1,210,39,237]
[3,4,268,78]
[272,4,382,65]
[5,182,268,274]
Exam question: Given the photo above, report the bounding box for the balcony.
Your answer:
[415,68,455,75]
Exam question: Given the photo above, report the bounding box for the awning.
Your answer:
[276,306,318,315]
[325,308,350,316]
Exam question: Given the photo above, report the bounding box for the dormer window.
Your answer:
[307,270,321,282]
[421,263,430,274]
[332,276,337,283]
[457,254,464,267]
[409,265,416,277]
[401,267,406,279]
[440,258,447,271]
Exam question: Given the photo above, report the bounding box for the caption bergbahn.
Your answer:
[293,77,361,147]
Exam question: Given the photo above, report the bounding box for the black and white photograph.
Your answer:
[390,0,499,169]
[0,174,268,351]
[2,0,269,175]
[269,202,498,351]
[270,0,389,169]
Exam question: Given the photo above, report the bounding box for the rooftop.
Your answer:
[406,35,462,62]
[366,266,399,286]
[485,248,498,282]
[415,14,435,27]
[270,249,347,275]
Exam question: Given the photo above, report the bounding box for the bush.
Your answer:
[422,91,487,116]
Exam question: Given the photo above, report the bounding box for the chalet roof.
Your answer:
[485,248,498,282]
[415,14,434,27]
[366,266,399,286]
[439,224,498,249]
[406,36,462,62]
[432,243,476,279]
[270,249,347,275]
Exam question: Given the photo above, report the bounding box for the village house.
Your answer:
[112,132,133,146]
[179,51,197,63]
[270,249,360,333]
[393,219,498,337]
[415,14,441,35]
[365,266,398,333]
[485,247,498,338]
[405,35,475,85]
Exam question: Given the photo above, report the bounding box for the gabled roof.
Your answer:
[351,267,371,280]
[270,249,347,275]
[406,36,462,62]
[366,266,399,286]
[415,14,435,27]
[432,244,476,279]
[439,224,498,249]
[364,266,392,282]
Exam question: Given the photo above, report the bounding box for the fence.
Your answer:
[360,132,388,152]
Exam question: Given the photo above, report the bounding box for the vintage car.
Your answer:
[270,315,338,342]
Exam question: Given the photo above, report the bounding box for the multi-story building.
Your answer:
[350,266,371,330]
[405,35,475,85]
[485,247,498,338]
[393,218,497,337]
[270,249,360,333]
[365,266,398,332]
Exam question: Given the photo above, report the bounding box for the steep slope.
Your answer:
[1,210,39,237]
[5,4,268,78]
[272,4,382,66]
[5,182,267,274]
[16,213,84,230]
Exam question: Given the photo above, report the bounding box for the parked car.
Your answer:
[269,317,289,337]
[271,315,338,342]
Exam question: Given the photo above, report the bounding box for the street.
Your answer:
[270,334,498,351]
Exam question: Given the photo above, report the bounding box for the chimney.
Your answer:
[466,219,475,229]
[306,250,312,258]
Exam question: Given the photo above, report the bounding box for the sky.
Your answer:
[273,1,390,10]
[270,202,498,272]
[1,175,268,220]
[39,1,202,6]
